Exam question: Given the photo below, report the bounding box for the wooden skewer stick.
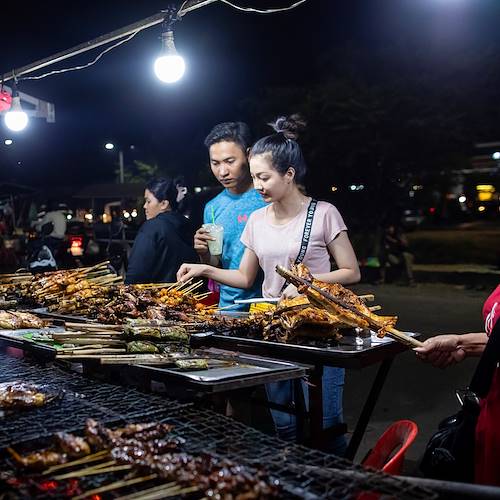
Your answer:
[43,450,110,474]
[53,463,132,480]
[369,305,382,312]
[180,280,204,295]
[115,482,177,500]
[385,327,423,348]
[117,484,198,500]
[72,474,158,500]
[358,294,375,302]
[65,322,121,330]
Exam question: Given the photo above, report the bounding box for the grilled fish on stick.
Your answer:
[278,264,398,336]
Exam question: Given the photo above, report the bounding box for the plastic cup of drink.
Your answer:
[202,223,224,256]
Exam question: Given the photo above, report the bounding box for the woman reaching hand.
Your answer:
[177,115,360,453]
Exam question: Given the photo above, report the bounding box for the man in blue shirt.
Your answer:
[194,122,266,309]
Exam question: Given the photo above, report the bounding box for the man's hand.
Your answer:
[414,334,466,368]
[177,263,208,283]
[194,227,214,255]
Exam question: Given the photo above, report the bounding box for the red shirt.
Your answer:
[483,285,500,335]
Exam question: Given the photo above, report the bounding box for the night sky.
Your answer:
[2,0,500,189]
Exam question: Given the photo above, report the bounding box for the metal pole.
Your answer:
[1,1,219,83]
[119,150,124,184]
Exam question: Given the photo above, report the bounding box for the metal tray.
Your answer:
[0,328,59,360]
[130,350,308,392]
[192,330,419,368]
[28,307,95,323]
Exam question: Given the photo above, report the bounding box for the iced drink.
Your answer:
[203,223,224,256]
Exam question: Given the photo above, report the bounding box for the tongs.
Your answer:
[276,265,423,348]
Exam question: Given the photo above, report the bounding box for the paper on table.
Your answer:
[234,298,280,304]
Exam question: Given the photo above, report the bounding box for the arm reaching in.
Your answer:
[177,248,260,289]
[414,332,488,368]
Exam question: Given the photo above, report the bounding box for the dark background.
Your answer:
[1,0,500,201]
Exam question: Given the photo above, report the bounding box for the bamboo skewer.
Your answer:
[117,483,199,500]
[53,463,132,480]
[275,265,423,348]
[72,474,158,500]
[369,305,382,312]
[43,450,110,474]
[359,294,375,302]
[65,322,121,330]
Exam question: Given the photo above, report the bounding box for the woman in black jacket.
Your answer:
[125,177,197,284]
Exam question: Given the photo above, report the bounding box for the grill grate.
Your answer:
[0,351,189,447]
[149,407,437,500]
[0,351,438,499]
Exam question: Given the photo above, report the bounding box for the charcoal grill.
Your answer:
[0,405,439,500]
[0,350,189,448]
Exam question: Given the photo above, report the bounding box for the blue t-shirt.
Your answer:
[204,188,267,309]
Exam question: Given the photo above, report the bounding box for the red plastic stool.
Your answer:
[362,420,418,475]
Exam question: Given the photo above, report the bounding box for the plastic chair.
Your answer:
[362,420,418,475]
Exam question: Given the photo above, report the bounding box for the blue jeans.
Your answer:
[265,367,346,456]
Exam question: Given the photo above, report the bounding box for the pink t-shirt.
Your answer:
[240,199,347,298]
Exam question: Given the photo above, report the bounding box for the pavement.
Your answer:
[345,282,490,475]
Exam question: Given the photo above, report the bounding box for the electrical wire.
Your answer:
[20,29,143,81]
[178,0,307,17]
[217,0,307,15]
[17,0,308,82]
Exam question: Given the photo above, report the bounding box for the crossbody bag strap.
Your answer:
[469,319,500,398]
[279,199,318,294]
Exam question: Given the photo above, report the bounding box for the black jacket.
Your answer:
[125,211,197,284]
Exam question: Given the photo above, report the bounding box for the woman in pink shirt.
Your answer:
[178,115,360,453]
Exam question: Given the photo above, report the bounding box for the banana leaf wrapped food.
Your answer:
[126,341,159,354]
[175,359,209,370]
[124,324,189,343]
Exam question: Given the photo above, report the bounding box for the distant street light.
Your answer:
[104,142,124,183]
[4,139,13,146]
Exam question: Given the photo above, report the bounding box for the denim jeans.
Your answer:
[265,367,346,456]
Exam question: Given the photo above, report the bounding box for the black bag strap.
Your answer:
[279,198,318,294]
[469,319,500,398]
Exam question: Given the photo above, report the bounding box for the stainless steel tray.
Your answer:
[131,350,308,392]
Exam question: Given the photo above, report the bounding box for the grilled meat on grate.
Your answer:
[0,382,55,410]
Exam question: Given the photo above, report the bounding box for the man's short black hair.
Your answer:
[204,122,252,152]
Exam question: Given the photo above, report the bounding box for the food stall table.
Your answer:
[193,329,418,459]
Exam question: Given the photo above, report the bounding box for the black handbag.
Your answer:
[420,321,500,482]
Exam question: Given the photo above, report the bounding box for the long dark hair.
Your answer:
[145,177,183,211]
[250,114,307,182]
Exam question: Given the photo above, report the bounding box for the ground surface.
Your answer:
[345,282,490,473]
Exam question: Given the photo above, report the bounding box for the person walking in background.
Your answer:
[125,177,196,284]
[377,223,415,286]
[193,122,267,310]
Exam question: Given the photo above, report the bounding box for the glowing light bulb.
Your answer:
[154,31,185,83]
[4,96,28,132]
[105,142,115,150]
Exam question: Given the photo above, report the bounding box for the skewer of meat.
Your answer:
[276,264,423,348]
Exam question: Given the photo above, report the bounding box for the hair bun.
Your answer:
[269,114,306,140]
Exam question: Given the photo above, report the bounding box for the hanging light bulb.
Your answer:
[4,93,29,132]
[154,30,185,83]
